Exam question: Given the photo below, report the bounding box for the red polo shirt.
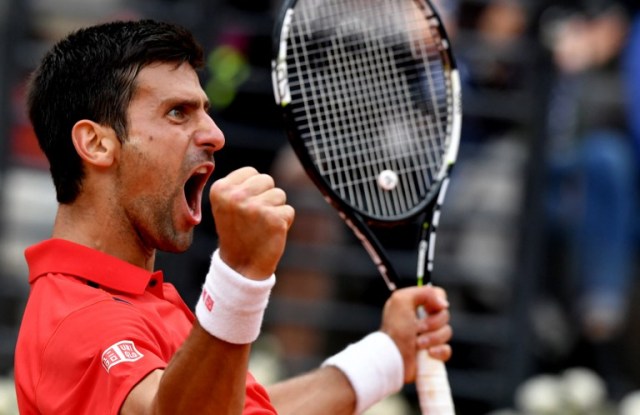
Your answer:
[15,238,277,415]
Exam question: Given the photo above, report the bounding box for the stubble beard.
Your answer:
[149,189,195,253]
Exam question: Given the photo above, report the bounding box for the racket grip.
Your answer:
[416,348,455,414]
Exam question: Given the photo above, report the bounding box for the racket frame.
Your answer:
[271,1,461,413]
[272,0,461,290]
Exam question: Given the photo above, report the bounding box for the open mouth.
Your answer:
[184,164,213,216]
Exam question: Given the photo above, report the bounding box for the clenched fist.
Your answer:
[209,167,295,280]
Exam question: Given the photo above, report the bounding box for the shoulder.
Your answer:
[16,275,158,413]
[18,274,153,363]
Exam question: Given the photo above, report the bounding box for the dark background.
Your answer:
[2,1,640,413]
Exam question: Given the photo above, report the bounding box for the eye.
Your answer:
[168,106,186,120]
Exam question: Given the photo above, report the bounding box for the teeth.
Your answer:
[195,167,208,174]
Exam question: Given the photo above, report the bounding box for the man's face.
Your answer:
[115,62,224,253]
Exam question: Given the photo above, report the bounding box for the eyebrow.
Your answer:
[165,96,211,112]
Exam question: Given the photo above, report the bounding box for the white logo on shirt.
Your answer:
[101,340,144,373]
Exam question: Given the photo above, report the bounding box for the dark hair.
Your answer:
[27,19,205,203]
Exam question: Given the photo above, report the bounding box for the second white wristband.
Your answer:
[322,331,404,414]
[195,249,275,344]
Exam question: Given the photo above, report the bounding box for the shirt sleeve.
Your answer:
[36,299,172,415]
[35,298,278,415]
[244,372,278,415]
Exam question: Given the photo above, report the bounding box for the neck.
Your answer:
[52,202,156,271]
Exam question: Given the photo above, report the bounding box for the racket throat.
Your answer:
[341,213,398,291]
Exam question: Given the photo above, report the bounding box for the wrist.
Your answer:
[218,250,272,281]
[195,249,275,344]
[322,331,404,414]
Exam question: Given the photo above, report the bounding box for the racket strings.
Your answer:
[287,0,454,218]
[329,30,419,215]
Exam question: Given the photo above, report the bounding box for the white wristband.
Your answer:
[195,249,275,344]
[322,331,404,414]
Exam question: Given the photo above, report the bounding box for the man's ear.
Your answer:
[71,120,119,167]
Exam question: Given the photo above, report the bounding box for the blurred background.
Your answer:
[1,0,640,414]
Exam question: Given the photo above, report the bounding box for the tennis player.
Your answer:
[13,19,452,415]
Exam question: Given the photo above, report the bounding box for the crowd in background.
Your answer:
[2,0,640,414]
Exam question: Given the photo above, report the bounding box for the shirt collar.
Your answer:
[25,238,163,295]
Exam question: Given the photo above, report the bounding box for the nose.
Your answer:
[194,112,225,152]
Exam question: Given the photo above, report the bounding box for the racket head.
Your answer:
[272,0,462,225]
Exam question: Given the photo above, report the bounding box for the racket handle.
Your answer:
[416,348,455,414]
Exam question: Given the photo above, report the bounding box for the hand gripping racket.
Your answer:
[271,0,461,413]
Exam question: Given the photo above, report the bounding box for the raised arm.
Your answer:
[121,322,251,414]
[266,285,452,415]
[121,167,295,414]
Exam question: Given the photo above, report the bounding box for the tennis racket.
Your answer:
[271,0,461,413]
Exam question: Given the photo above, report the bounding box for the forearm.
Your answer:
[267,366,355,415]
[267,331,406,415]
[154,321,250,413]
[121,321,251,415]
